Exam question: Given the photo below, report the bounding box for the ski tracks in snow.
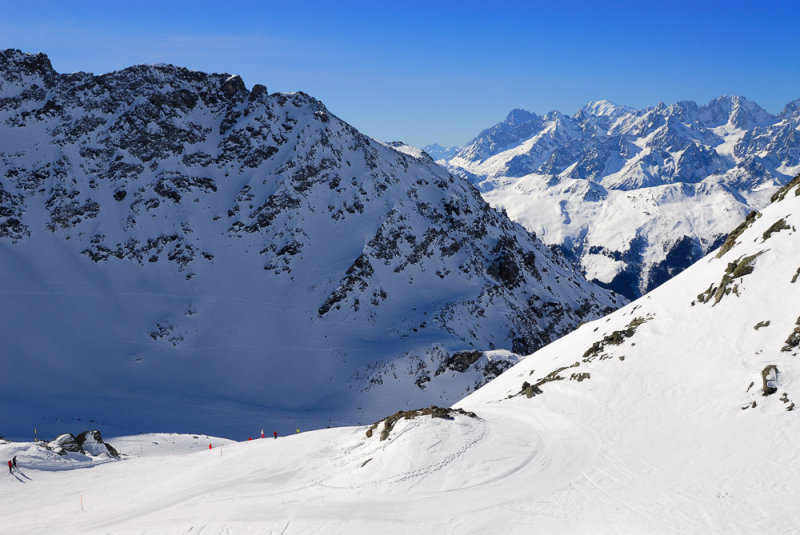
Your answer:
[310,401,603,510]
[309,416,490,493]
[383,418,489,488]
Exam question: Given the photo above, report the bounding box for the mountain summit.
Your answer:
[0,49,620,438]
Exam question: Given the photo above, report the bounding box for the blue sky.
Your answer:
[1,0,798,146]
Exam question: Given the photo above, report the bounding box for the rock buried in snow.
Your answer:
[47,433,83,455]
[77,430,120,457]
[365,406,478,441]
[696,252,764,306]
[782,317,800,352]
[46,430,119,457]
[762,365,779,396]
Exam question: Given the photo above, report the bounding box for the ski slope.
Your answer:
[2,179,799,533]
[0,411,604,534]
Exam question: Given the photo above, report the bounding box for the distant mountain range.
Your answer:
[421,142,459,161]
[0,49,620,438]
[433,96,800,298]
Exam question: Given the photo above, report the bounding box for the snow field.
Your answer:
[1,410,596,534]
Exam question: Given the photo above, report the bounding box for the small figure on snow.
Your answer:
[7,460,11,473]
[261,429,265,439]
[12,456,16,468]
[273,430,278,439]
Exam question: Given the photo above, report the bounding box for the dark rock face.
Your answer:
[439,350,483,373]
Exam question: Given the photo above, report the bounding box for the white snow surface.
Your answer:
[3,179,800,533]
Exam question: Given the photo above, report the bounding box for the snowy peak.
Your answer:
[504,107,540,125]
[780,97,800,120]
[452,109,544,163]
[445,95,800,299]
[649,95,774,130]
[707,95,775,129]
[0,48,55,85]
[578,99,632,118]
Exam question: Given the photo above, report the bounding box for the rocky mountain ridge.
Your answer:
[0,49,620,438]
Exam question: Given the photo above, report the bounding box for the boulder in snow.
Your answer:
[46,430,119,457]
[762,365,779,396]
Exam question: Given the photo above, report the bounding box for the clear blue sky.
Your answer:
[1,0,798,147]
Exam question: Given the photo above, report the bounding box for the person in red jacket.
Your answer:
[273,430,278,439]
[7,460,11,473]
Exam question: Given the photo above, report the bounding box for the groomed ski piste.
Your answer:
[3,177,800,533]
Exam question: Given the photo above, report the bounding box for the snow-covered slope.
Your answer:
[0,49,621,439]
[445,97,800,298]
[3,177,799,533]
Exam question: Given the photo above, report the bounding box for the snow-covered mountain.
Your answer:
[421,142,459,162]
[0,49,621,439]
[444,96,800,298]
[4,176,799,534]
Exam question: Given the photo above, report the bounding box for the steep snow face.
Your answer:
[0,49,621,439]
[4,179,800,533]
[453,175,800,530]
[446,96,800,298]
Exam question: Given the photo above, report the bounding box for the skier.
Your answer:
[273,430,278,439]
[7,460,11,473]
[12,456,16,468]
[260,429,265,439]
